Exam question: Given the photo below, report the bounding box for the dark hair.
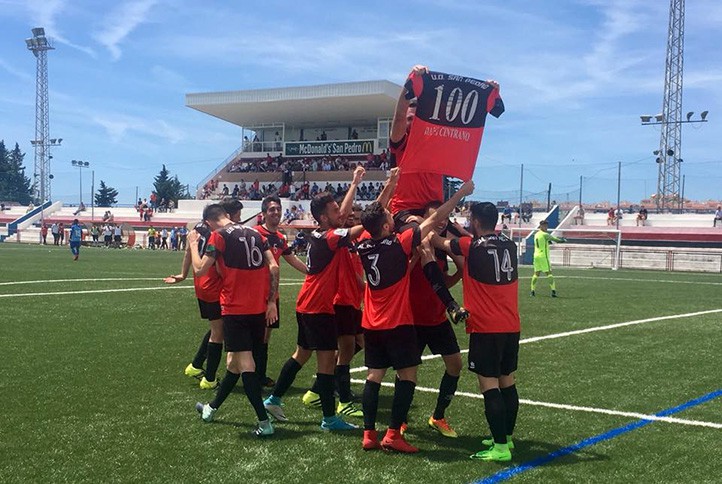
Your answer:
[203,204,227,223]
[262,195,282,213]
[311,192,335,223]
[361,201,388,238]
[470,202,498,231]
[220,198,243,217]
[73,219,79,225]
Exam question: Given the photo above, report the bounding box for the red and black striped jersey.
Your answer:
[192,221,222,303]
[450,234,519,333]
[389,134,444,215]
[333,247,364,309]
[401,71,504,180]
[356,227,421,330]
[296,228,352,314]
[206,224,270,316]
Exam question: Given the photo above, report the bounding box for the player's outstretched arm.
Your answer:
[187,230,215,277]
[164,244,191,284]
[339,166,365,223]
[420,180,475,240]
[265,250,279,326]
[282,253,308,274]
[376,167,400,210]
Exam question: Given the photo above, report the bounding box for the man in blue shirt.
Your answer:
[69,219,83,261]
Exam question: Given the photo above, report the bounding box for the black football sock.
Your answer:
[253,343,269,381]
[483,388,507,445]
[363,380,381,431]
[501,384,519,436]
[433,372,459,420]
[210,370,240,410]
[335,365,352,403]
[423,261,455,308]
[205,342,223,382]
[271,358,302,398]
[242,372,268,421]
[316,373,336,418]
[390,379,416,430]
[192,330,211,369]
[310,377,321,394]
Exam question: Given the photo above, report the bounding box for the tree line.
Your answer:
[0,140,190,207]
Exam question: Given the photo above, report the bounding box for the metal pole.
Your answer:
[680,174,685,213]
[135,186,139,205]
[91,170,95,220]
[79,165,83,205]
[518,163,523,231]
[546,183,552,211]
[579,175,583,207]
[616,161,622,229]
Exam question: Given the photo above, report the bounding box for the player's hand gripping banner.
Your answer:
[401,71,504,180]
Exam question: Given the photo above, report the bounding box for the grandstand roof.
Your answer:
[186,80,402,127]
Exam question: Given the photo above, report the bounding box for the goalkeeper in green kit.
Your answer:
[531,220,566,297]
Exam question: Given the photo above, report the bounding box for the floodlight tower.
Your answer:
[25,27,61,204]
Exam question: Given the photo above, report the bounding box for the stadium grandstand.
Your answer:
[1,79,721,272]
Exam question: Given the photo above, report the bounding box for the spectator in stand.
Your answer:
[311,183,319,196]
[179,226,188,251]
[51,222,60,245]
[521,206,532,223]
[168,200,175,212]
[714,206,722,227]
[320,130,327,140]
[103,224,112,247]
[150,192,157,209]
[145,207,153,222]
[289,183,297,200]
[606,207,615,226]
[615,207,624,224]
[351,129,358,139]
[40,223,48,244]
[58,222,65,245]
[573,207,585,225]
[26,202,35,213]
[232,185,240,198]
[501,206,512,224]
[222,184,229,196]
[73,202,86,216]
[636,206,648,226]
[279,183,290,198]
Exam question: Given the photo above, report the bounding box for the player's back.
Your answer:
[356,228,420,330]
[453,234,519,333]
[296,228,351,314]
[210,224,269,315]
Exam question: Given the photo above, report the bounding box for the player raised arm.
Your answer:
[419,181,474,240]
[264,249,280,326]
[339,166,365,223]
[187,229,216,277]
[391,64,428,142]
[376,167,400,210]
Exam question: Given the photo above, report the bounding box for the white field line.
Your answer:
[0,282,304,298]
[349,379,722,430]
[351,308,722,373]
[0,277,303,287]
[551,275,722,286]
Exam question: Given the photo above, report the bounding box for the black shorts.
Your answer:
[223,314,265,352]
[416,321,460,356]
[197,299,222,321]
[114,235,121,242]
[296,312,337,351]
[364,325,421,370]
[468,332,520,378]
[334,304,362,336]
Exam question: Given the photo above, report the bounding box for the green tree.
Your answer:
[0,141,33,204]
[153,164,188,205]
[95,180,119,207]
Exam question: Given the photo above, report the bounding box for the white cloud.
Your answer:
[0,57,32,81]
[94,0,158,60]
[90,112,184,144]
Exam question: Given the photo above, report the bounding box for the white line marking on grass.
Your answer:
[349,379,722,430]
[0,282,303,298]
[0,277,304,286]
[351,308,722,374]
[554,275,722,287]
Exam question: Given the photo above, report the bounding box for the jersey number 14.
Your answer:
[487,249,514,282]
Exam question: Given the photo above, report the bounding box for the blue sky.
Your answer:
[1,0,720,206]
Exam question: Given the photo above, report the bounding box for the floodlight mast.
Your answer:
[26,27,61,204]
